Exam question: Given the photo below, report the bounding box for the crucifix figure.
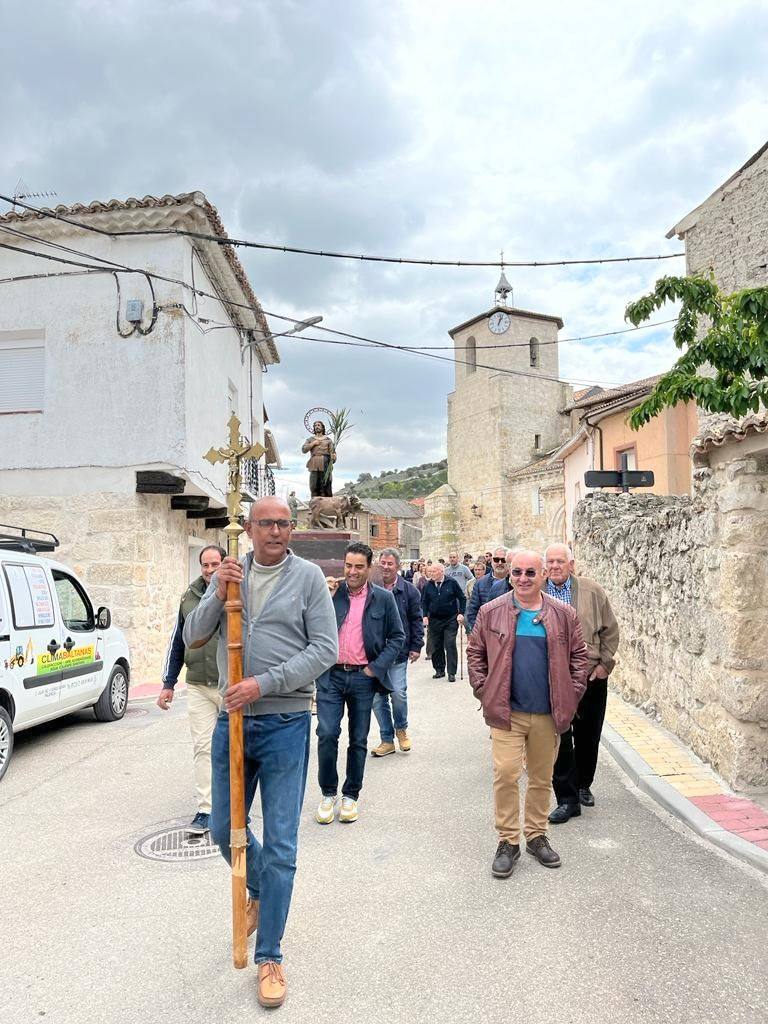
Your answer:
[203,413,265,969]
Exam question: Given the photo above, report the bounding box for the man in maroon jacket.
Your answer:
[467,550,588,876]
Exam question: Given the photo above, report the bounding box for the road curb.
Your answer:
[601,722,768,875]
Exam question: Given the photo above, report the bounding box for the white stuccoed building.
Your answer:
[0,192,282,687]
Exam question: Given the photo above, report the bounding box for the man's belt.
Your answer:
[334,662,367,672]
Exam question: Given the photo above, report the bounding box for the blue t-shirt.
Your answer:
[511,602,550,714]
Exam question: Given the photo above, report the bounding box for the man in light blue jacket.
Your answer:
[184,496,337,1009]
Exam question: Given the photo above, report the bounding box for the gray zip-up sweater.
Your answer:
[183,550,338,716]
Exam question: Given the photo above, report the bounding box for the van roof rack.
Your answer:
[0,524,60,554]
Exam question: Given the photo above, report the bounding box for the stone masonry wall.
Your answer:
[505,463,566,550]
[0,492,223,688]
[683,146,768,291]
[573,458,768,790]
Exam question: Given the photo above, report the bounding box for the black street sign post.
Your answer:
[584,468,655,493]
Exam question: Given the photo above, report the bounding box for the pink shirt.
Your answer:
[338,584,368,665]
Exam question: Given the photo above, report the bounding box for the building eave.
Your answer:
[448,304,564,337]
[666,139,768,240]
[0,191,279,365]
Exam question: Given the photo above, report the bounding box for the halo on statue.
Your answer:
[303,407,334,433]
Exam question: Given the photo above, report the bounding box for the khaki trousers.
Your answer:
[491,712,559,844]
[187,683,222,814]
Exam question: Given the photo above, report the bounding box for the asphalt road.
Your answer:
[2,657,767,1024]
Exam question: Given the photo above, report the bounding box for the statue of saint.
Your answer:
[302,420,336,497]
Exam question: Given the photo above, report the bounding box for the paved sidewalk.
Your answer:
[604,691,768,872]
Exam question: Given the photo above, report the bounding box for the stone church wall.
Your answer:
[505,463,566,550]
[0,491,224,689]
[573,445,768,790]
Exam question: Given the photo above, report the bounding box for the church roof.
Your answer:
[448,304,563,337]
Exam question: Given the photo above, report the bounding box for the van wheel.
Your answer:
[0,706,14,782]
[94,666,129,722]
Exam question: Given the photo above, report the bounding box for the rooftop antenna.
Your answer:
[11,178,57,211]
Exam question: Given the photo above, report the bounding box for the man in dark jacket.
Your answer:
[370,548,424,757]
[466,546,509,631]
[467,550,588,877]
[422,562,466,681]
[316,542,405,825]
[157,544,226,835]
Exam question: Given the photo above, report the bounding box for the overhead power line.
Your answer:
[0,193,684,268]
[0,229,641,388]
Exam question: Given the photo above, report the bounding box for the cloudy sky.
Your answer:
[3,0,768,496]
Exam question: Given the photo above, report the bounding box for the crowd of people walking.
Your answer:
[163,498,619,1008]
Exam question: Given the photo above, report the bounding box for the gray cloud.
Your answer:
[2,0,767,498]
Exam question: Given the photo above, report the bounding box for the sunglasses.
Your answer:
[510,568,538,578]
[252,518,292,529]
[492,557,506,564]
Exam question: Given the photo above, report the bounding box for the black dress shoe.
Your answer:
[447,674,456,681]
[432,672,445,679]
[491,840,520,878]
[548,802,581,824]
[579,788,595,807]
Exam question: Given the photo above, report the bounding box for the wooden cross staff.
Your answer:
[204,413,265,969]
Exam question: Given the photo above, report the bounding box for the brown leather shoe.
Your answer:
[246,897,259,937]
[396,729,411,752]
[526,834,561,868]
[257,961,287,1008]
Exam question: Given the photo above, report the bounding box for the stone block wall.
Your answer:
[504,463,566,550]
[682,145,768,290]
[0,492,224,688]
[573,452,768,790]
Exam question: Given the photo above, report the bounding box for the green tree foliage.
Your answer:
[625,275,768,429]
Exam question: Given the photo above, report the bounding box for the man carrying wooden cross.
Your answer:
[184,495,338,1008]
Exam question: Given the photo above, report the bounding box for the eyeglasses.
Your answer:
[510,568,538,578]
[492,557,506,564]
[252,518,292,530]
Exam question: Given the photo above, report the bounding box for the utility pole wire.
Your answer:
[0,193,685,269]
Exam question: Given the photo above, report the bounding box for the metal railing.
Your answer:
[242,459,276,500]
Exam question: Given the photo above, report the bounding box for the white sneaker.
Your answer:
[316,794,337,824]
[339,796,358,823]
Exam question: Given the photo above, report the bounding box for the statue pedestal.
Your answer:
[290,530,359,576]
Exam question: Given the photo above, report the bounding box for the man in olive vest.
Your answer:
[157,544,226,835]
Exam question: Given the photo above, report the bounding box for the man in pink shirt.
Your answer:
[315,542,405,824]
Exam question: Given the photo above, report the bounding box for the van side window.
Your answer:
[3,563,55,629]
[0,580,7,638]
[52,571,94,632]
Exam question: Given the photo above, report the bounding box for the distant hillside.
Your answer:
[341,459,447,500]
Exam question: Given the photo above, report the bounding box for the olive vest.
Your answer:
[181,577,219,685]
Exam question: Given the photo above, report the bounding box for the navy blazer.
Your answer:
[323,582,405,688]
[388,576,424,662]
[466,572,506,631]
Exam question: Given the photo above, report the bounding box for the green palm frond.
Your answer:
[322,407,354,484]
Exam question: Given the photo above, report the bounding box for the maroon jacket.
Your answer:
[467,591,589,734]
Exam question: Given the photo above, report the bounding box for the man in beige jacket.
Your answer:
[544,544,619,823]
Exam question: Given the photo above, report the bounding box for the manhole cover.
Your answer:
[134,825,220,862]
[124,706,149,717]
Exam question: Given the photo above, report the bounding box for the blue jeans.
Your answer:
[316,667,376,799]
[373,659,408,742]
[210,711,310,965]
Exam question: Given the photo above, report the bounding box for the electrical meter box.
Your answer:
[126,299,144,323]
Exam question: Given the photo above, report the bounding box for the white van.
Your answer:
[0,525,131,782]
